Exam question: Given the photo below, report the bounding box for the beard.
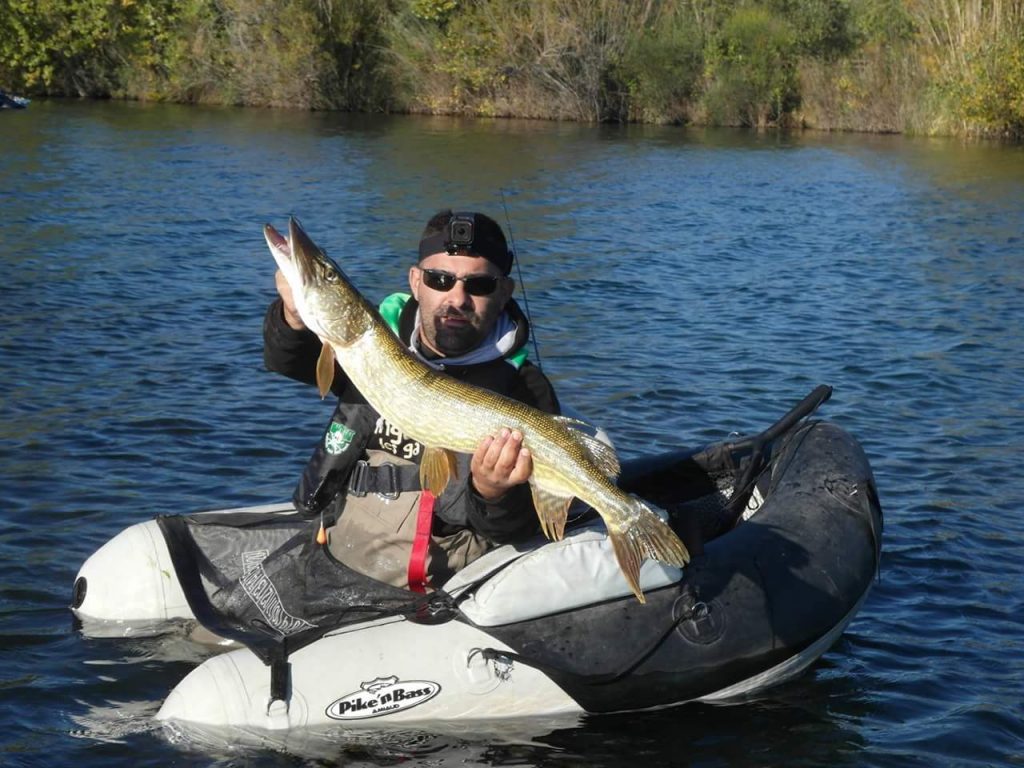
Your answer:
[429,310,483,356]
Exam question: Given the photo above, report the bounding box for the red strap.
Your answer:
[407,489,435,593]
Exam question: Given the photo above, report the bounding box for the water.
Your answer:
[2,100,1023,766]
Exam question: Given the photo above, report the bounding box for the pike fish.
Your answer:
[265,217,689,602]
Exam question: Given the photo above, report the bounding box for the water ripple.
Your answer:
[1,103,1023,767]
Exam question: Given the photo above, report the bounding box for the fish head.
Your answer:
[264,217,371,346]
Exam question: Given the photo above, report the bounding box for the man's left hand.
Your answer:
[470,428,533,501]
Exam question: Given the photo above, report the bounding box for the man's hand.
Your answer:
[275,269,306,330]
[470,428,533,501]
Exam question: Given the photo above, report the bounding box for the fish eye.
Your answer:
[318,262,340,283]
[320,255,345,284]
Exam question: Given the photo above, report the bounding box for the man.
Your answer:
[264,210,560,591]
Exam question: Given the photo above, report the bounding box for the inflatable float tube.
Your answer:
[71,386,882,730]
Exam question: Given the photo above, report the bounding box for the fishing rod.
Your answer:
[500,189,544,370]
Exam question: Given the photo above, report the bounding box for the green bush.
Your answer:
[0,0,398,108]
[0,0,144,95]
[959,38,1024,137]
[115,0,226,102]
[766,0,858,58]
[309,0,403,111]
[410,0,459,24]
[388,0,505,115]
[617,16,704,123]
[851,0,916,46]
[705,6,801,126]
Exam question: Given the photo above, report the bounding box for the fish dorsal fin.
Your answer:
[420,446,459,496]
[554,417,620,479]
[528,481,573,541]
[315,342,336,399]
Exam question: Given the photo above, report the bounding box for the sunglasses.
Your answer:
[419,268,503,297]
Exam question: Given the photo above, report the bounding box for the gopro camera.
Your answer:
[447,215,475,251]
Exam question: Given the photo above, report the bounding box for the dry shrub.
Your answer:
[798,46,929,132]
[392,0,665,122]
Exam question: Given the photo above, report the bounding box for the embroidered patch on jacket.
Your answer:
[324,422,356,455]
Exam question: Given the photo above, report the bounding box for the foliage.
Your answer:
[797,42,927,132]
[616,12,705,123]
[116,0,227,102]
[391,0,665,121]
[410,0,459,23]
[388,0,504,115]
[909,0,1024,136]
[705,6,801,126]
[956,38,1024,136]
[0,0,398,108]
[765,0,858,58]
[318,0,405,111]
[852,0,917,45]
[1,0,1022,138]
[0,0,142,95]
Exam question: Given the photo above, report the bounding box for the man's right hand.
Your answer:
[275,269,306,330]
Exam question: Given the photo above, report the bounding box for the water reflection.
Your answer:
[161,713,584,764]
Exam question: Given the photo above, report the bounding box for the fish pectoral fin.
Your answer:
[315,343,336,399]
[607,498,691,604]
[420,446,458,496]
[529,482,573,541]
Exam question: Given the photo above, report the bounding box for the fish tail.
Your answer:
[608,498,691,604]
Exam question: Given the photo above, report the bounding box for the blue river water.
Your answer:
[1,100,1023,766]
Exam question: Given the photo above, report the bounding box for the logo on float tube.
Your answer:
[325,675,441,720]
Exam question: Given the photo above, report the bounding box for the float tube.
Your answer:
[71,386,882,729]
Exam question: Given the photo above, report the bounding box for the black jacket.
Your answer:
[263,294,560,543]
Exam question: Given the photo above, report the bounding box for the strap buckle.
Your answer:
[376,463,400,500]
[348,460,369,497]
[347,460,402,500]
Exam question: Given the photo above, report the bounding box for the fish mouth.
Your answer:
[263,218,325,341]
[263,222,289,259]
[264,218,317,287]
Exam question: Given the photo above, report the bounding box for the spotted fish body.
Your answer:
[265,218,689,602]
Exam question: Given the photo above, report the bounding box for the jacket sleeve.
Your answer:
[263,298,351,396]
[433,453,541,544]
[464,483,541,543]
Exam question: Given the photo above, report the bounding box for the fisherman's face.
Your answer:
[410,251,512,357]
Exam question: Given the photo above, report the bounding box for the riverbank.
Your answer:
[2,0,1022,139]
